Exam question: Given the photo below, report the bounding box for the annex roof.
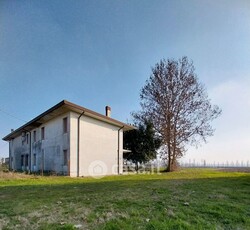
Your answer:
[2,100,135,141]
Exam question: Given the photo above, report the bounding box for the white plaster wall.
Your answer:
[69,112,124,177]
[69,112,78,177]
[10,112,70,174]
[37,112,70,174]
[10,135,29,171]
[10,110,124,176]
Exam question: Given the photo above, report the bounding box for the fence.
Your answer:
[179,160,250,168]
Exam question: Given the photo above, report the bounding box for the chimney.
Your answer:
[105,106,111,117]
[11,129,14,132]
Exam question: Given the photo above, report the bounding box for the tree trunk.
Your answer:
[166,148,173,172]
[166,114,173,172]
[166,157,178,172]
[166,154,171,172]
[166,161,173,172]
[166,160,176,172]
[166,150,177,172]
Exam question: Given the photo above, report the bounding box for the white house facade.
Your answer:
[2,100,135,177]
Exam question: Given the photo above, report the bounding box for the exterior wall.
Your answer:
[9,135,30,171]
[9,111,124,177]
[10,112,70,174]
[70,112,123,177]
[69,112,78,177]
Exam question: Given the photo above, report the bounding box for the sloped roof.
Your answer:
[2,100,135,141]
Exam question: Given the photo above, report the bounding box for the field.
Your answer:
[0,169,249,230]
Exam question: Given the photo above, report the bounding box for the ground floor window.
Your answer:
[21,155,24,166]
[33,154,36,166]
[63,150,68,166]
[20,154,28,167]
[25,155,29,167]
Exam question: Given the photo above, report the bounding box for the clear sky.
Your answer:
[0,0,249,163]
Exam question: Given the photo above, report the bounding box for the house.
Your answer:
[2,100,135,177]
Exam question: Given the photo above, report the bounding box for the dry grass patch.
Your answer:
[0,171,34,179]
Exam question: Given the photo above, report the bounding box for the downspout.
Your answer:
[24,129,31,173]
[117,126,124,174]
[77,111,85,177]
[29,131,31,173]
[9,140,11,171]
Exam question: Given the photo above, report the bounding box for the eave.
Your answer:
[2,100,135,141]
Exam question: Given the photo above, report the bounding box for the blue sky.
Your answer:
[0,0,249,163]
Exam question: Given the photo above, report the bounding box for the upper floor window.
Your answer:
[33,130,36,142]
[63,117,68,133]
[41,127,45,140]
[26,133,29,144]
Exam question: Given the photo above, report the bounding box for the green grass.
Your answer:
[0,169,249,230]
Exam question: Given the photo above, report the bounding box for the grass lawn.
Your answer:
[0,168,249,230]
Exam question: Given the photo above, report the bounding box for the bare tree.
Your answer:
[135,57,221,172]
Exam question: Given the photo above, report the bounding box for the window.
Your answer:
[63,117,68,133]
[41,127,45,140]
[26,133,29,144]
[20,154,28,167]
[33,154,36,166]
[41,149,44,169]
[33,131,36,142]
[25,155,29,167]
[63,150,68,166]
[21,155,24,166]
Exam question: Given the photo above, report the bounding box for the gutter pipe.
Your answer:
[117,126,124,174]
[9,140,11,170]
[23,129,31,173]
[77,111,85,177]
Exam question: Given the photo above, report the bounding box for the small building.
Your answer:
[4,157,9,164]
[2,100,135,177]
